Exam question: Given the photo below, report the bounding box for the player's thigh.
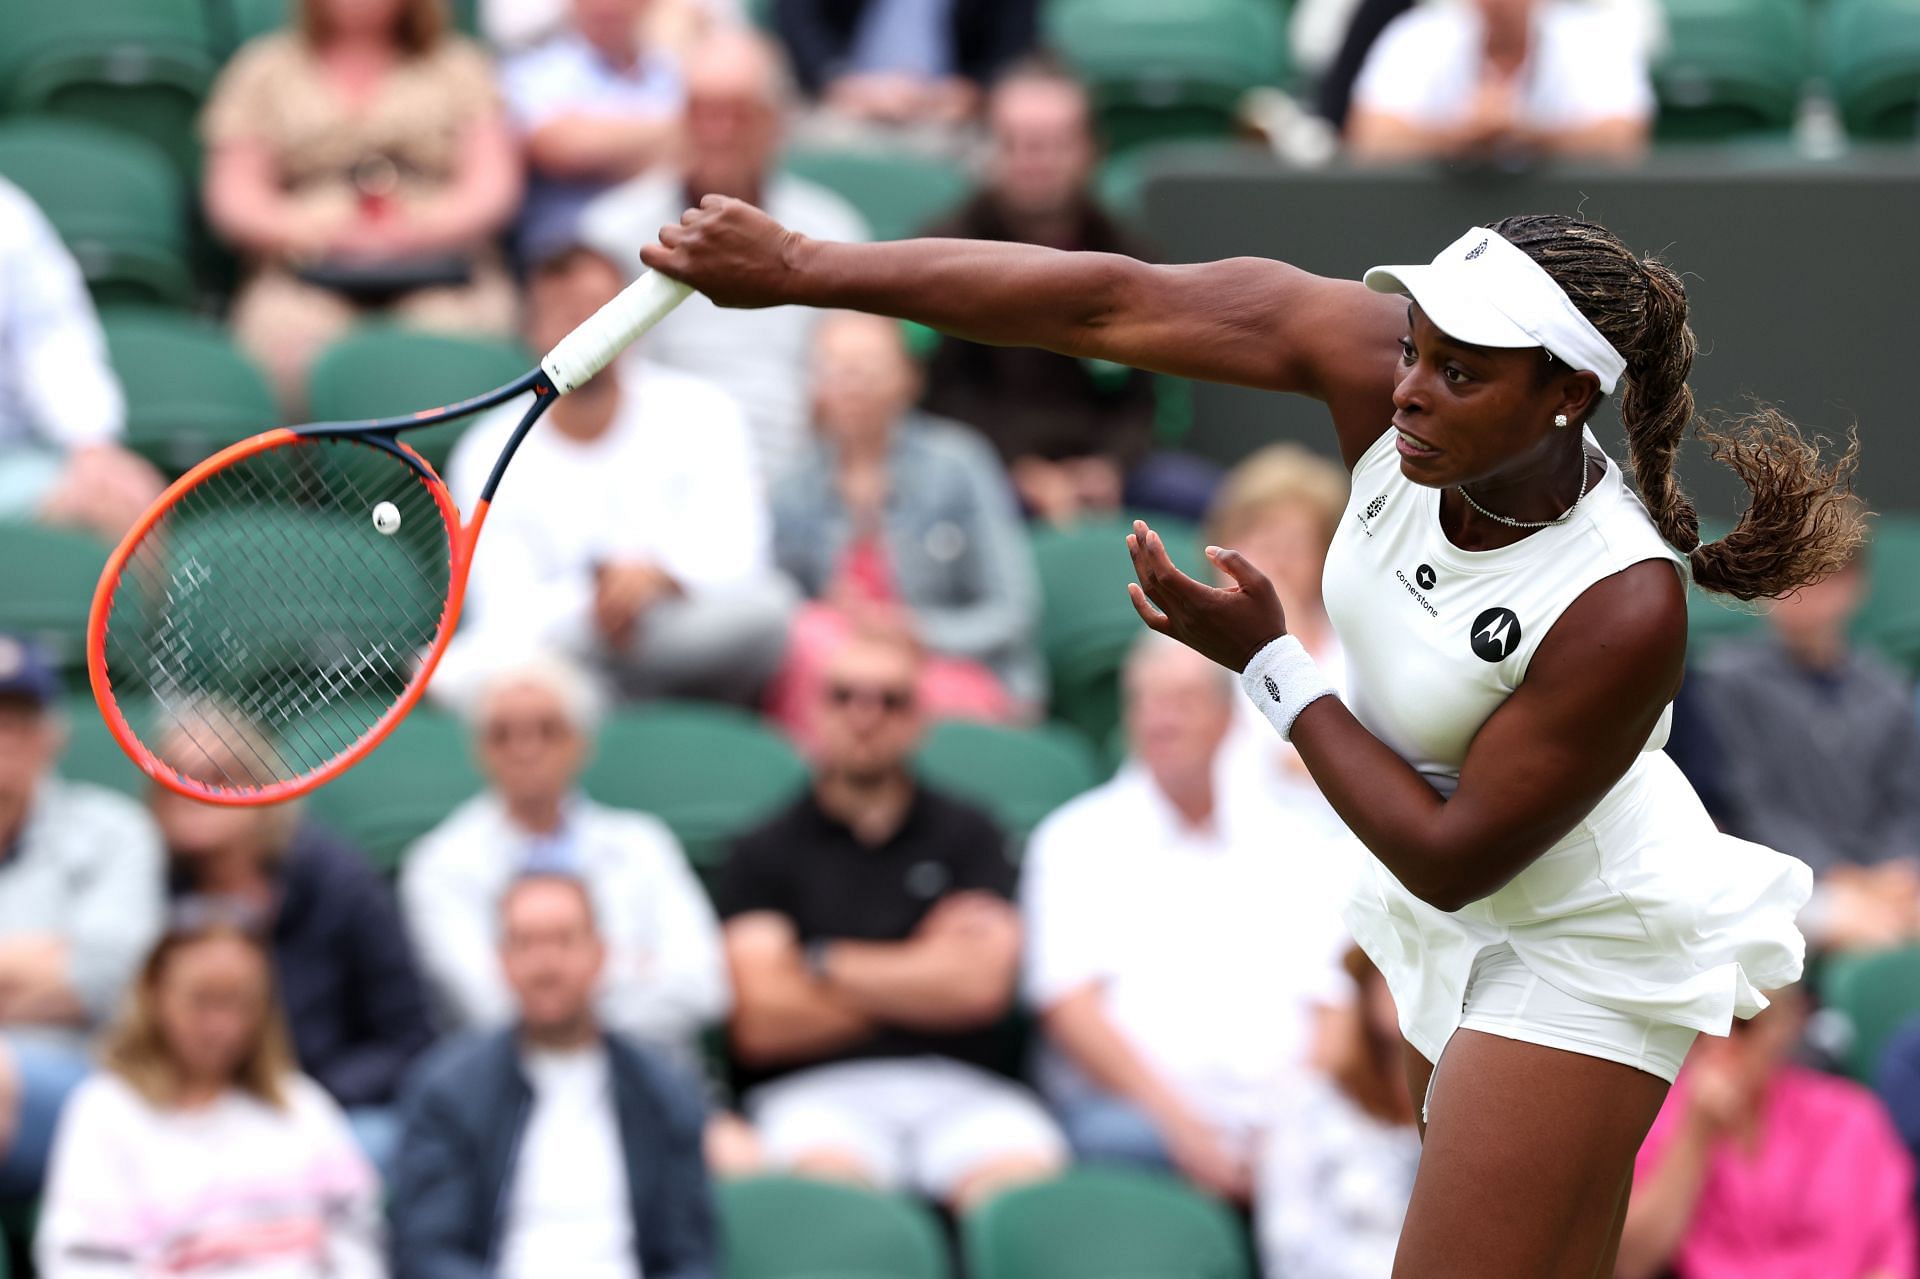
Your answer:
[1391,1029,1669,1279]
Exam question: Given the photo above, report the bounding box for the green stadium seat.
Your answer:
[306,706,482,873]
[583,702,808,869]
[1043,0,1289,153]
[307,327,534,478]
[1819,944,1920,1082]
[719,1175,950,1279]
[1032,517,1201,750]
[0,119,193,308]
[963,1167,1254,1279]
[0,523,110,671]
[1856,515,1920,675]
[0,0,218,177]
[101,309,277,476]
[781,145,972,241]
[1827,0,1920,140]
[1652,0,1810,140]
[58,692,147,797]
[915,719,1100,840]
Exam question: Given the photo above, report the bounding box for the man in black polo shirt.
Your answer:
[718,629,1066,1210]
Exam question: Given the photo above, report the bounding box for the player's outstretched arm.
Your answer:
[640,196,1405,469]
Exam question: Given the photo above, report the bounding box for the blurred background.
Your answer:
[0,0,1918,1274]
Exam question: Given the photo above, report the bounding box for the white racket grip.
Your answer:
[540,270,695,393]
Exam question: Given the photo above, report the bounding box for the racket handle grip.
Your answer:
[540,269,695,394]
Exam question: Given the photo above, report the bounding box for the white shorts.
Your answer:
[1450,943,1699,1084]
[745,1057,1067,1199]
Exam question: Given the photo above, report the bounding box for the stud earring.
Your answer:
[1554,414,1569,429]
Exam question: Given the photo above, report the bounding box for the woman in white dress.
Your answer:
[636,200,1863,1276]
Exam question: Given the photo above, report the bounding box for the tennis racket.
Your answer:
[87,268,694,806]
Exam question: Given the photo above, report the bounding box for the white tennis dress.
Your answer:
[1322,425,1812,1079]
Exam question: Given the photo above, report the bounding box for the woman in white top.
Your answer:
[36,907,384,1279]
[634,201,1862,1274]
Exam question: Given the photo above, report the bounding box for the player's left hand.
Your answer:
[1127,519,1287,673]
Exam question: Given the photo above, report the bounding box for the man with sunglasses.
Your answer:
[718,629,1066,1211]
[402,652,728,1076]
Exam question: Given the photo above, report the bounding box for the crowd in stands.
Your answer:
[0,0,1918,1274]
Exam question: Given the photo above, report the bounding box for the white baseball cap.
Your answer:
[1364,228,1628,394]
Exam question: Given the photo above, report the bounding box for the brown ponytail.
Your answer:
[1490,213,1865,601]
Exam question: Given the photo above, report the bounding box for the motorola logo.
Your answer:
[1470,607,1523,662]
[1415,564,1436,590]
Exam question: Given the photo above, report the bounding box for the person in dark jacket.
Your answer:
[390,872,716,1279]
[774,0,1037,124]
[149,713,436,1174]
[918,60,1219,523]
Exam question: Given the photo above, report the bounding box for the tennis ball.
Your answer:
[372,501,402,535]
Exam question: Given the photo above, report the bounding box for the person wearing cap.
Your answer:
[635,202,1862,1274]
[0,634,166,1197]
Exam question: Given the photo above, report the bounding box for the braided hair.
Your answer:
[1490,213,1865,600]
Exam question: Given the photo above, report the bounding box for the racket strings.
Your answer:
[101,437,455,794]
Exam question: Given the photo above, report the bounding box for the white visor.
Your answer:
[1364,228,1627,394]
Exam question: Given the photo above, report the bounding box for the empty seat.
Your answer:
[306,326,534,478]
[719,1175,950,1279]
[0,523,111,671]
[964,1167,1253,1279]
[101,309,277,475]
[1855,514,1920,677]
[305,706,483,873]
[781,145,973,241]
[583,702,808,869]
[915,719,1101,840]
[1652,0,1810,140]
[1032,517,1201,749]
[0,119,193,308]
[1820,944,1920,1082]
[57,692,147,797]
[1044,0,1288,152]
[1827,0,1920,140]
[0,0,218,176]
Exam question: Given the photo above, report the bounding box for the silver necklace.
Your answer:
[1457,447,1594,530]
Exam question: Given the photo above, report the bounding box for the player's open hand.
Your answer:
[640,195,802,310]
[1127,520,1287,674]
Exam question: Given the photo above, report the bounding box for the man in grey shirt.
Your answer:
[1691,550,1920,951]
[0,635,163,1195]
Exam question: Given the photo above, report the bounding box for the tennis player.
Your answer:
[641,201,1862,1276]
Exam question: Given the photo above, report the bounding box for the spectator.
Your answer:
[0,635,164,1199]
[1346,0,1654,163]
[1021,633,1356,1202]
[504,0,684,254]
[774,0,1037,133]
[1205,443,1349,824]
[582,28,872,479]
[402,653,728,1072]
[1618,984,1918,1279]
[920,60,1207,524]
[766,311,1043,747]
[718,628,1065,1210]
[1257,946,1420,1279]
[435,243,793,706]
[391,872,716,1279]
[1880,1015,1920,1196]
[202,0,522,410]
[36,913,384,1278]
[148,707,435,1173]
[1690,546,1920,952]
[0,180,162,540]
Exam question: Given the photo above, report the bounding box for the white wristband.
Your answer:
[1239,634,1336,742]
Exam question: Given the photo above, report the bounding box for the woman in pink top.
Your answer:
[1618,983,1917,1279]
